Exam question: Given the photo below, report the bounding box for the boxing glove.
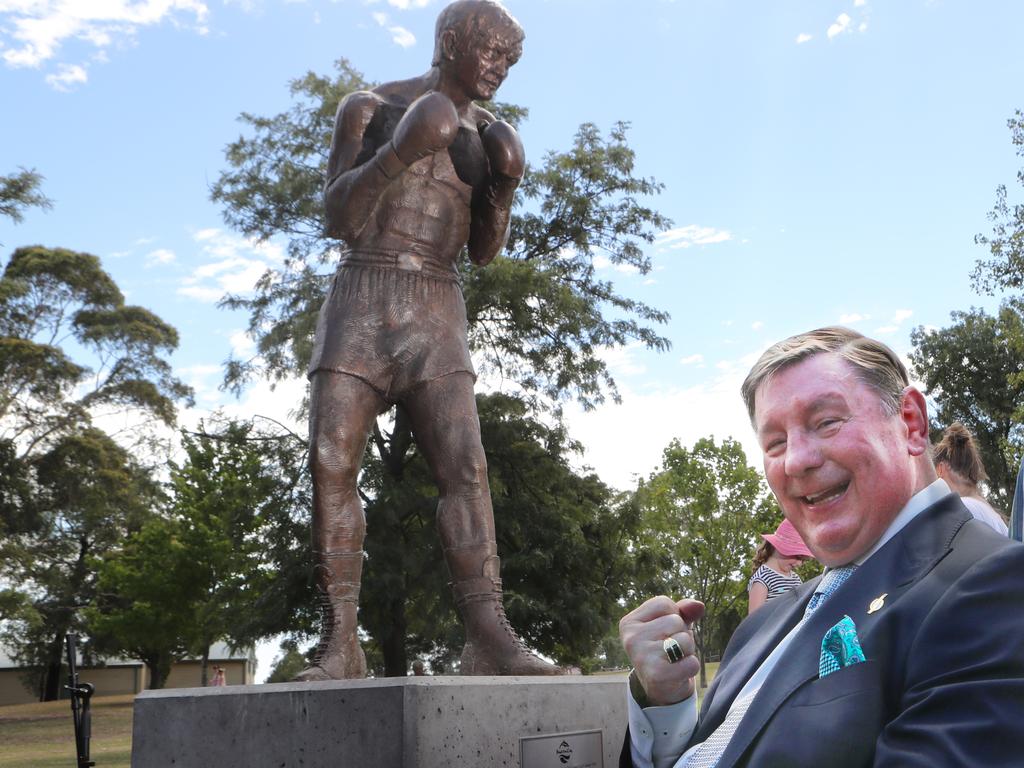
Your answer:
[390,91,460,167]
[480,120,525,181]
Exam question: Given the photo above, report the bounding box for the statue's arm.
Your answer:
[323,90,395,241]
[324,90,460,242]
[468,119,525,266]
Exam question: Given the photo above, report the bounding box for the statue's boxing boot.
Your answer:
[448,548,573,675]
[293,551,367,681]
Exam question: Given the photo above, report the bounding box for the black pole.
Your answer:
[65,633,96,768]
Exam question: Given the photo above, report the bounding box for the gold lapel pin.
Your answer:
[867,593,888,614]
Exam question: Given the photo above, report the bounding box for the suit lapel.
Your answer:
[712,494,970,768]
[694,581,815,741]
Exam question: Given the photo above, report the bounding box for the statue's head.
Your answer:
[432,0,524,101]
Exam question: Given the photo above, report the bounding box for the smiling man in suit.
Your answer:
[619,326,1024,767]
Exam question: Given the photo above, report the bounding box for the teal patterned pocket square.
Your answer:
[819,615,866,678]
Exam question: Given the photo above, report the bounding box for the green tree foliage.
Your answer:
[265,639,309,683]
[0,428,160,699]
[631,437,780,688]
[87,515,194,689]
[973,110,1024,302]
[0,245,193,458]
[0,167,51,231]
[169,418,312,668]
[88,417,312,688]
[0,246,192,699]
[909,307,1024,507]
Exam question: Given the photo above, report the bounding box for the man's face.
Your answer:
[450,27,521,101]
[754,353,919,567]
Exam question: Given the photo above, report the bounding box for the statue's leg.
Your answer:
[403,373,566,675]
[294,370,385,681]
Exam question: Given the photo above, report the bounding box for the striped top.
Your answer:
[748,564,802,601]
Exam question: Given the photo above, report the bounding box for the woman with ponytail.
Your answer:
[933,422,1008,535]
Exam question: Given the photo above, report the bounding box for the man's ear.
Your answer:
[900,386,930,456]
[441,29,458,61]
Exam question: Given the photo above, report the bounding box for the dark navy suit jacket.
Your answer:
[621,494,1024,767]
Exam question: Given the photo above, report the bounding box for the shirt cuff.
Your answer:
[627,672,698,768]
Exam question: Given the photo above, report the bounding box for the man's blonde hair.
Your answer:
[741,326,909,423]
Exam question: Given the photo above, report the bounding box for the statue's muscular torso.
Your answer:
[310,82,490,391]
[332,84,493,270]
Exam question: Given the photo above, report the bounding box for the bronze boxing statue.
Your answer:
[296,0,566,680]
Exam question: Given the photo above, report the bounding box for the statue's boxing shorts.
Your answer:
[308,250,475,402]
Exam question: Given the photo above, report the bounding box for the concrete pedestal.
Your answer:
[131,674,628,767]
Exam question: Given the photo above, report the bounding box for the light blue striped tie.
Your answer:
[683,566,856,768]
[803,566,857,617]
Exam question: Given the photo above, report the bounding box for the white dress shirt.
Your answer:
[627,479,952,768]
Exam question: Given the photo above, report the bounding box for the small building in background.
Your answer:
[0,642,256,706]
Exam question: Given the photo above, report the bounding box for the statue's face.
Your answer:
[447,22,521,101]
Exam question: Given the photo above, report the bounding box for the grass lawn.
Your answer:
[0,694,133,768]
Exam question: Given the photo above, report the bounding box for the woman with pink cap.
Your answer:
[747,518,815,614]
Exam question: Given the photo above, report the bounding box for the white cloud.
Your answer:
[215,374,308,435]
[176,363,223,406]
[891,309,913,324]
[229,329,256,359]
[145,247,176,266]
[43,61,86,90]
[679,353,704,366]
[827,12,852,39]
[386,0,430,9]
[563,364,761,492]
[371,10,416,47]
[1,0,209,77]
[655,225,733,250]
[593,253,640,274]
[874,325,898,336]
[597,342,647,378]
[839,313,867,324]
[795,33,812,44]
[178,228,284,303]
[388,25,415,47]
[854,0,867,6]
[751,320,764,331]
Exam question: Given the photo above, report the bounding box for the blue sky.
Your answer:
[3,0,1023,488]
[4,0,1023,681]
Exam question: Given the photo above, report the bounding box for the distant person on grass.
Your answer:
[747,518,814,614]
